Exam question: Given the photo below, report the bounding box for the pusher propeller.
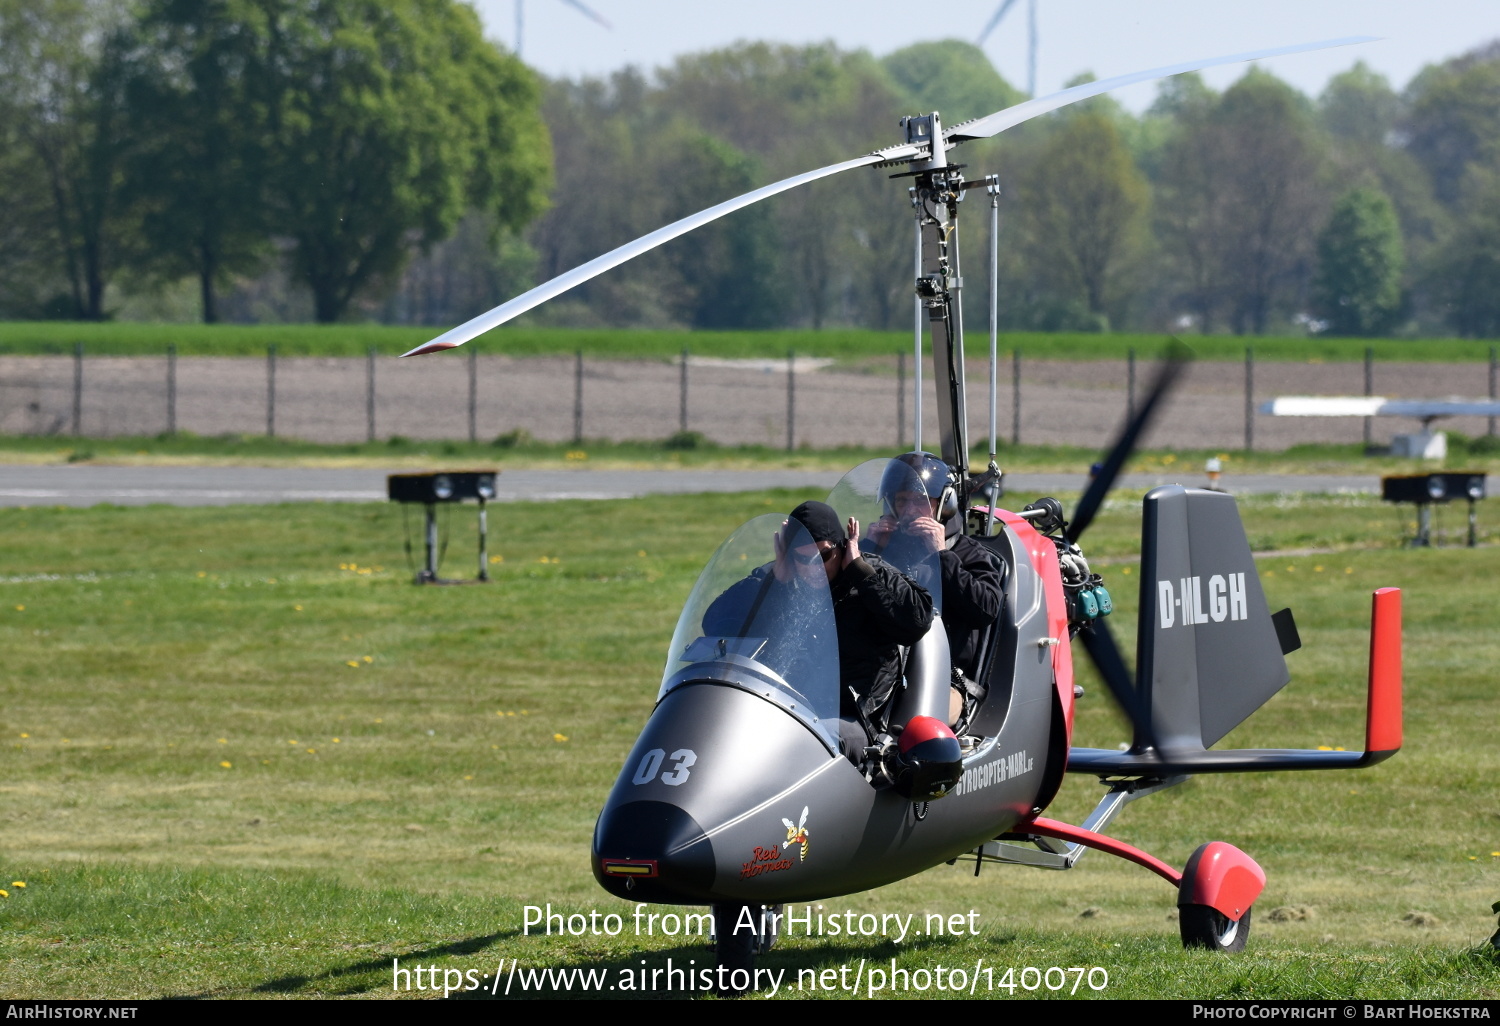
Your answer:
[1061,342,1190,751]
[1078,609,1155,753]
[1066,341,1189,544]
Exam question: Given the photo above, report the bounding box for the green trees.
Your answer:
[1402,43,1500,338]
[2,0,550,323]
[528,43,916,330]
[1154,71,1329,334]
[30,19,1500,340]
[1403,42,1500,207]
[263,0,549,323]
[0,0,136,320]
[122,0,271,323]
[1015,112,1149,329]
[1313,187,1404,336]
[1425,168,1500,338]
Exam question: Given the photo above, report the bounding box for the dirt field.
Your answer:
[1,352,1495,451]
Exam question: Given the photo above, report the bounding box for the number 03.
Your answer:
[631,747,697,786]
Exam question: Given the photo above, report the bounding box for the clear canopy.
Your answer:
[660,513,841,747]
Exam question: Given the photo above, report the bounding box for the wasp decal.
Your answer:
[782,806,810,862]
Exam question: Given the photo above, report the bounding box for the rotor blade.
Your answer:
[400,146,919,357]
[557,0,611,30]
[945,36,1377,143]
[1078,617,1155,752]
[975,0,1020,47]
[1066,341,1190,543]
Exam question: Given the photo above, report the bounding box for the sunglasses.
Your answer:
[790,541,843,565]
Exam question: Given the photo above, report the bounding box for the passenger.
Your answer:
[865,452,1004,726]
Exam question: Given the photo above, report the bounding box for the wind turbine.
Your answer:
[514,0,612,61]
[977,0,1038,97]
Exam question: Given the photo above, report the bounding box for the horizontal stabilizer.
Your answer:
[1070,588,1402,775]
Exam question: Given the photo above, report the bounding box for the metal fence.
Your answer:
[1,346,1496,452]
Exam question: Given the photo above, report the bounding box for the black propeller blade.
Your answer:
[1078,615,1156,753]
[1064,341,1190,752]
[1066,340,1190,544]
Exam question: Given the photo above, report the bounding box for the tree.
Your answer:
[1312,187,1404,336]
[262,0,550,322]
[655,43,906,329]
[1424,166,1500,338]
[1402,42,1500,208]
[1154,70,1328,334]
[382,211,537,326]
[120,0,272,323]
[882,40,1023,124]
[1321,61,1402,150]
[0,0,136,320]
[527,43,913,330]
[1014,112,1149,329]
[1317,62,1446,279]
[658,132,780,329]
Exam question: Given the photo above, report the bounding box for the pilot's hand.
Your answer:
[905,513,944,554]
[841,517,861,572]
[867,515,897,547]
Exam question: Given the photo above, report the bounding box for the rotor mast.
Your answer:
[903,112,972,484]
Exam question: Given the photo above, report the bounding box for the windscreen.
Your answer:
[660,513,840,736]
[827,458,943,615]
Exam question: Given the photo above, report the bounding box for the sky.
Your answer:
[470,0,1499,116]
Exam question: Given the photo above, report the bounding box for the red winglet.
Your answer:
[1366,587,1402,754]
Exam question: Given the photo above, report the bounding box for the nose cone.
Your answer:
[593,800,715,904]
[593,681,845,904]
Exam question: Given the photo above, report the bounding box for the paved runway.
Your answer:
[0,464,1382,507]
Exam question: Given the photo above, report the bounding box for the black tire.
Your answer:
[1179,904,1251,952]
[758,904,781,953]
[712,903,756,996]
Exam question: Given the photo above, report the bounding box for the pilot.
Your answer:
[704,500,933,758]
[864,452,1004,726]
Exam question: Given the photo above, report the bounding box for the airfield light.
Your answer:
[386,472,500,583]
[1205,457,1223,490]
[1381,472,1487,548]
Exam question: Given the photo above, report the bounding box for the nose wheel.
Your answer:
[711,903,779,995]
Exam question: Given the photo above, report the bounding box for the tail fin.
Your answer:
[1136,485,1290,751]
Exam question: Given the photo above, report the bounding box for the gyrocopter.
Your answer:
[402,36,1401,983]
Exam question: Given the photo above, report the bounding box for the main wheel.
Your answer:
[1179,904,1251,952]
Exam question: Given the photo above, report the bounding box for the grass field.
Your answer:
[2,320,1499,363]
[0,490,1497,999]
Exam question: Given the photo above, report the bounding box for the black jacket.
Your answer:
[829,554,934,722]
[864,522,1004,677]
